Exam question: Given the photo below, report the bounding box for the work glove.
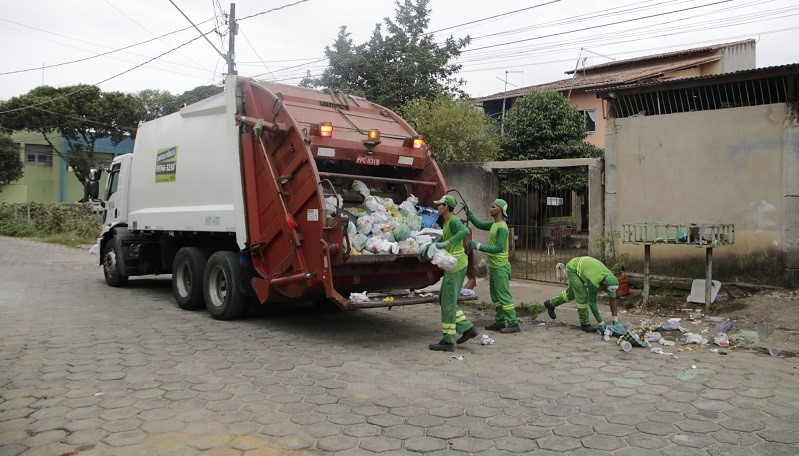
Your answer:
[598,322,607,333]
[461,201,469,213]
[418,244,431,262]
[470,240,481,251]
[433,242,445,250]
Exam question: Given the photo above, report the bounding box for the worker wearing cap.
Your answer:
[428,194,479,352]
[464,198,519,333]
[544,256,620,332]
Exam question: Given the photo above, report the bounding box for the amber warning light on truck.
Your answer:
[402,135,425,149]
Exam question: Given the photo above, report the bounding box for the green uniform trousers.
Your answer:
[490,263,517,325]
[439,267,474,344]
[549,263,604,326]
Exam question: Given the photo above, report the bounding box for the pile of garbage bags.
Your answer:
[327,180,451,264]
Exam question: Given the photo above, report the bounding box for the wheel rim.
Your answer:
[104,249,117,276]
[207,266,227,308]
[175,261,191,298]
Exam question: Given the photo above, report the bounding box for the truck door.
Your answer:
[103,155,131,225]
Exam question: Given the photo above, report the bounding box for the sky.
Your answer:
[1,0,798,102]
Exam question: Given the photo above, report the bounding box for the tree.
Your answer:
[498,89,603,194]
[0,134,23,191]
[0,85,139,186]
[301,0,470,111]
[401,94,500,163]
[135,89,177,121]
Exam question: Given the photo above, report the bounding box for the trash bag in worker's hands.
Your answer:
[426,243,458,272]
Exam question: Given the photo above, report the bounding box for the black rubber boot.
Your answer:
[429,340,455,352]
[580,324,596,333]
[544,300,557,319]
[485,322,506,331]
[500,324,520,334]
[456,326,479,344]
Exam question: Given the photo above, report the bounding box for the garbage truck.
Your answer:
[94,75,458,319]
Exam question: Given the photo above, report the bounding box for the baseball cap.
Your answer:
[603,274,620,298]
[494,198,508,217]
[433,195,457,208]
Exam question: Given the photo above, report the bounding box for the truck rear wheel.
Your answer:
[204,251,247,320]
[103,240,128,287]
[172,247,209,310]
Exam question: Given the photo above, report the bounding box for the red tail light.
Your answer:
[319,122,333,138]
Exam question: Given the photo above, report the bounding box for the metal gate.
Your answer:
[486,159,603,283]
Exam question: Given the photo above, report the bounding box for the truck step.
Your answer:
[347,292,477,309]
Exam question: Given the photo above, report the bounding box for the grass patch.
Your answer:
[0,202,101,248]
[517,302,543,319]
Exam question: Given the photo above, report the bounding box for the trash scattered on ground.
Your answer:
[730,330,759,348]
[769,346,780,357]
[659,339,676,346]
[450,354,464,361]
[716,318,733,333]
[480,335,495,345]
[710,348,728,355]
[460,288,476,297]
[651,347,674,355]
[382,296,394,303]
[682,333,708,345]
[619,340,632,352]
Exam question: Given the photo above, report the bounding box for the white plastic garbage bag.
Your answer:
[426,244,458,272]
[364,195,386,213]
[352,180,370,198]
[350,291,370,303]
[356,215,374,235]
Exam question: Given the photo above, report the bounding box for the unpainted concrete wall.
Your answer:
[439,163,500,276]
[605,103,798,287]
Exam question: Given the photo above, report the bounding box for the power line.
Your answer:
[237,0,311,21]
[463,0,734,53]
[0,19,212,76]
[426,0,561,35]
[168,0,227,62]
[0,30,214,115]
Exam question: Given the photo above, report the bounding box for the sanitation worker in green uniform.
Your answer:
[428,195,479,352]
[464,199,519,333]
[545,256,620,332]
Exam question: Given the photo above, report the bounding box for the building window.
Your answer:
[578,109,597,133]
[25,144,54,166]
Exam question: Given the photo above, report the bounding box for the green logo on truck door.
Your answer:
[155,146,177,183]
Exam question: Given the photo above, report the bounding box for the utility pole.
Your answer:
[227,3,237,75]
[499,70,522,136]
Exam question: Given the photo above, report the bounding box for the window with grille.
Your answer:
[578,109,597,132]
[25,144,54,166]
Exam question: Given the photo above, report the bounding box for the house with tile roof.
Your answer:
[476,39,756,148]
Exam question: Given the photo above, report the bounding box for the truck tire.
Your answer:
[204,251,247,320]
[172,247,209,310]
[103,240,128,287]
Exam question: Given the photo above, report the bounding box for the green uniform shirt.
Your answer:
[467,212,509,269]
[442,216,468,273]
[570,256,613,288]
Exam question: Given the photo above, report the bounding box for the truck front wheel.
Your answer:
[103,240,128,287]
[204,251,247,320]
[173,247,209,310]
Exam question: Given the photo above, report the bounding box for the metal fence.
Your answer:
[499,168,590,282]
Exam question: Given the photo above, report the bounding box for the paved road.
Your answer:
[1,236,798,455]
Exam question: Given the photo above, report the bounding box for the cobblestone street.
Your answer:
[1,236,798,455]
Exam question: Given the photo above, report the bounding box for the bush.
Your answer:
[0,202,101,246]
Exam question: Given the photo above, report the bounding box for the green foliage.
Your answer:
[0,134,24,191]
[498,89,603,195]
[302,0,470,111]
[0,85,139,185]
[594,230,629,273]
[0,202,101,246]
[517,302,543,319]
[400,94,500,163]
